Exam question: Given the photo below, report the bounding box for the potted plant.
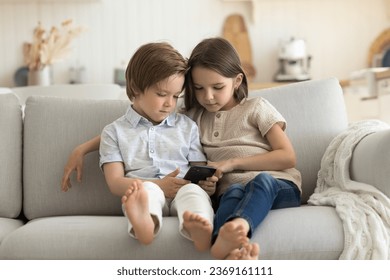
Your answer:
[23,20,84,86]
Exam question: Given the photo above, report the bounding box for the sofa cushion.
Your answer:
[0,216,211,260]
[250,78,348,202]
[23,97,130,219]
[0,94,22,218]
[22,78,348,219]
[351,129,390,199]
[0,205,343,259]
[0,218,24,245]
[255,205,343,259]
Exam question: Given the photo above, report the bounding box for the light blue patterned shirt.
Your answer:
[99,105,206,179]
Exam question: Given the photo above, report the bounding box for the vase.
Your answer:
[28,66,51,86]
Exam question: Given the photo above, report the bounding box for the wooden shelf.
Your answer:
[250,80,349,91]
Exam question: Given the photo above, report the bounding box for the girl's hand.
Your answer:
[61,146,85,192]
[198,174,219,196]
[207,160,235,174]
[61,136,101,192]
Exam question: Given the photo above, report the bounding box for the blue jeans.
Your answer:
[212,173,301,242]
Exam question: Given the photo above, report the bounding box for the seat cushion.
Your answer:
[0,218,24,247]
[0,216,211,260]
[255,205,344,259]
[0,206,343,260]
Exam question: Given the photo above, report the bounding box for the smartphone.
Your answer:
[183,166,216,184]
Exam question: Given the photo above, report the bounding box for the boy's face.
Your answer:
[132,74,184,124]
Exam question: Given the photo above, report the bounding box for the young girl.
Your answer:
[184,37,302,259]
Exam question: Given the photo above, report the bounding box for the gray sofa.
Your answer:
[1,78,389,259]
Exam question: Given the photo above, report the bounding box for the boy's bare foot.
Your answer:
[225,242,260,260]
[211,220,249,259]
[122,182,154,245]
[183,211,212,251]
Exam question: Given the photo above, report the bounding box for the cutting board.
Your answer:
[223,14,256,81]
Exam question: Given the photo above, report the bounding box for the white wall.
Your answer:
[0,0,389,87]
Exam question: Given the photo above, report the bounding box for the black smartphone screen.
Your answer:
[183,166,216,184]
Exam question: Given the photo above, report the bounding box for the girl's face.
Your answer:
[132,74,184,124]
[191,66,243,112]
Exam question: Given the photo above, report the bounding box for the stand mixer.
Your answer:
[274,37,311,82]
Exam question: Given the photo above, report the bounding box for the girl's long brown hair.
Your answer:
[184,37,248,110]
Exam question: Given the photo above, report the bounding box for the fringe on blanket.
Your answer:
[308,120,390,259]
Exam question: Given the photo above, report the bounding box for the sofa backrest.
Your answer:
[23,97,130,220]
[0,94,23,218]
[250,78,348,202]
[12,83,127,107]
[22,78,348,219]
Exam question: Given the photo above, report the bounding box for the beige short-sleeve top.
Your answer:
[189,97,302,196]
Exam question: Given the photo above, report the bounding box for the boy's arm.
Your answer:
[61,135,101,192]
[103,162,140,197]
[104,164,193,199]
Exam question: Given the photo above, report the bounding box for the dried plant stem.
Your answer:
[23,20,84,71]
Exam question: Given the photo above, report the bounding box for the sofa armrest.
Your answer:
[350,129,390,198]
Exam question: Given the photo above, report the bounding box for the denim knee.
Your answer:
[216,184,244,213]
[222,184,245,199]
[251,173,278,198]
[212,184,244,242]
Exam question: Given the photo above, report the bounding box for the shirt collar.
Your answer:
[125,105,176,127]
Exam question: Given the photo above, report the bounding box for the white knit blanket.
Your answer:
[308,120,390,259]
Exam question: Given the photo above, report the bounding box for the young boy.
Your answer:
[99,42,215,251]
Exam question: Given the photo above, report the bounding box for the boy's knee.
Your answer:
[143,181,165,200]
[177,183,207,198]
[143,181,159,189]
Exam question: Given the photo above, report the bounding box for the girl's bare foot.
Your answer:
[122,182,154,245]
[211,220,249,259]
[225,242,260,260]
[183,211,212,251]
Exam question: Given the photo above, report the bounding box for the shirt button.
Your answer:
[216,113,221,118]
[150,149,154,153]
[150,127,154,131]
[214,132,219,137]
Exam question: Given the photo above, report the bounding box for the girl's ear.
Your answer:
[234,73,244,89]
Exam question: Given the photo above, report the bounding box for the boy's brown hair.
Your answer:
[125,42,188,101]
